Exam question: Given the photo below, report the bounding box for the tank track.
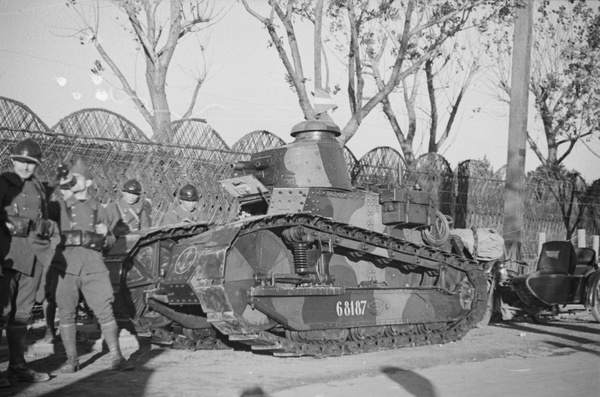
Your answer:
[213,213,488,358]
[147,326,232,351]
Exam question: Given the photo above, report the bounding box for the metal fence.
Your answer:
[1,96,598,265]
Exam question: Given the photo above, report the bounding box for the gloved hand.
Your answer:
[57,163,76,189]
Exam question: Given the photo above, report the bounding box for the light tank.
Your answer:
[106,120,487,357]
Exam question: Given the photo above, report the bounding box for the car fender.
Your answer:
[584,270,600,310]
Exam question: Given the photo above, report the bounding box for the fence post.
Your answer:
[538,232,546,254]
[593,235,599,259]
[577,229,586,248]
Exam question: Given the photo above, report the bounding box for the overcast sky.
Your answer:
[1,0,598,182]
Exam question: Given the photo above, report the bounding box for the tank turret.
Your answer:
[231,120,352,191]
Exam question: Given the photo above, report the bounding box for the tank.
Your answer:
[105,120,487,357]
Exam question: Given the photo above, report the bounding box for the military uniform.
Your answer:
[0,172,58,327]
[106,196,152,236]
[52,159,132,373]
[52,195,117,327]
[0,139,58,385]
[159,204,208,226]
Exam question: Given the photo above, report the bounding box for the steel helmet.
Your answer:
[123,179,142,195]
[11,138,42,164]
[179,184,199,201]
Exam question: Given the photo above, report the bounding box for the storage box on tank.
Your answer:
[379,187,435,228]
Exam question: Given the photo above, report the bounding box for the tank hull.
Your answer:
[107,214,487,357]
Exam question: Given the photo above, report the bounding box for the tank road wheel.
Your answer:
[223,229,295,332]
[588,274,600,323]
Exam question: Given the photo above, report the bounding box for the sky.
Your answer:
[1,0,599,183]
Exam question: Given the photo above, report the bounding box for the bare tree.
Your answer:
[241,0,507,152]
[376,28,493,165]
[67,0,220,139]
[491,0,600,170]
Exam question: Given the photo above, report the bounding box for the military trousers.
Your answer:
[55,270,116,327]
[0,264,43,327]
[35,263,58,305]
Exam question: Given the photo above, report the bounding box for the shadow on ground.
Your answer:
[492,317,599,351]
[1,329,166,397]
[381,366,437,397]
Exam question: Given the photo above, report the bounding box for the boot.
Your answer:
[76,330,88,344]
[0,371,10,388]
[43,301,57,343]
[0,329,9,388]
[58,325,79,373]
[101,322,133,371]
[6,326,50,382]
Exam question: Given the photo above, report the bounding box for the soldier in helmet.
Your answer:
[0,138,60,386]
[36,167,78,344]
[51,159,133,373]
[106,178,152,238]
[159,183,208,226]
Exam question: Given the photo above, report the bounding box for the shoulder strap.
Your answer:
[127,207,140,226]
[64,203,74,229]
[115,202,124,218]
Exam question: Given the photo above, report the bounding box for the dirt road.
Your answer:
[1,311,598,397]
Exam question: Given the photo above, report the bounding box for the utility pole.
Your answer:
[503,0,534,261]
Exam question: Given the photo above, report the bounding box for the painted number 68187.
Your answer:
[336,300,367,317]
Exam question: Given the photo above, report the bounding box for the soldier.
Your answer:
[36,167,76,344]
[159,183,209,226]
[0,138,59,386]
[106,179,152,238]
[52,159,133,373]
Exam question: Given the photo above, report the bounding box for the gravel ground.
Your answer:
[1,310,598,397]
